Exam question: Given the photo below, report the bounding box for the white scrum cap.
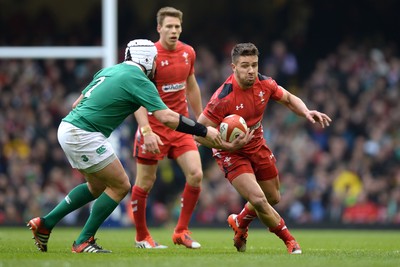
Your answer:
[125,39,157,77]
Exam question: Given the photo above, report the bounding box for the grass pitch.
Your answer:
[0,227,399,267]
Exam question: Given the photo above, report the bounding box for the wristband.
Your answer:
[176,115,208,137]
[141,125,153,136]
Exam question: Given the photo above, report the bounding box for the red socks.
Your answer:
[236,203,257,228]
[131,185,150,241]
[174,183,201,233]
[235,204,295,243]
[269,217,295,242]
[132,183,201,237]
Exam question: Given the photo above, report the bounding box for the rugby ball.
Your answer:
[219,114,248,142]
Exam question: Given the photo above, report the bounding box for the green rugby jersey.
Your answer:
[63,62,167,137]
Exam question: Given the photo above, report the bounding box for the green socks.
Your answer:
[43,183,119,245]
[44,183,95,229]
[75,192,118,245]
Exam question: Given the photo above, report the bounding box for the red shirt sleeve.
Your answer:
[266,78,284,101]
[203,89,229,125]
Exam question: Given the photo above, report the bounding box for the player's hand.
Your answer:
[228,129,254,151]
[205,126,223,147]
[306,110,332,128]
[143,132,164,154]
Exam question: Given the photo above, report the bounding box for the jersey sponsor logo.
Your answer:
[161,82,186,92]
[96,145,107,155]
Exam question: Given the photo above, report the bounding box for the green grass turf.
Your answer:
[0,227,399,267]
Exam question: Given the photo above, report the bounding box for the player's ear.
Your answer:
[157,24,161,33]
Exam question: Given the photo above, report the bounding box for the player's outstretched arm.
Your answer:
[277,86,332,128]
[152,109,222,146]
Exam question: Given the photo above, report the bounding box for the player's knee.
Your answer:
[268,193,281,206]
[249,195,270,213]
[186,168,203,186]
[135,174,156,191]
[108,179,131,201]
[119,180,131,196]
[88,183,106,198]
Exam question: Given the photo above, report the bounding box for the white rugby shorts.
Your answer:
[57,121,116,173]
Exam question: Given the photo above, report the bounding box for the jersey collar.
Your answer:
[124,61,144,71]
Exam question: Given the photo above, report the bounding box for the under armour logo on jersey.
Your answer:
[161,60,169,66]
[236,103,244,110]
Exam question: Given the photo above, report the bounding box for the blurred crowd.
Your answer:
[1,37,399,228]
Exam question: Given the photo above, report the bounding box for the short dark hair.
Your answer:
[231,43,259,63]
[157,7,183,26]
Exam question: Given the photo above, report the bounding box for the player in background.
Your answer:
[195,42,332,254]
[27,39,221,253]
[131,7,204,249]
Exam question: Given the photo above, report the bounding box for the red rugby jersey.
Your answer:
[153,41,195,114]
[147,41,196,130]
[203,73,283,151]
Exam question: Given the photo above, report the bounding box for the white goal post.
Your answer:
[0,0,117,67]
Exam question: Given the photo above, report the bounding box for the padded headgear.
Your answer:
[125,39,157,77]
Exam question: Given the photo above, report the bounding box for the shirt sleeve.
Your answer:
[268,78,284,101]
[203,91,229,125]
[134,79,168,112]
